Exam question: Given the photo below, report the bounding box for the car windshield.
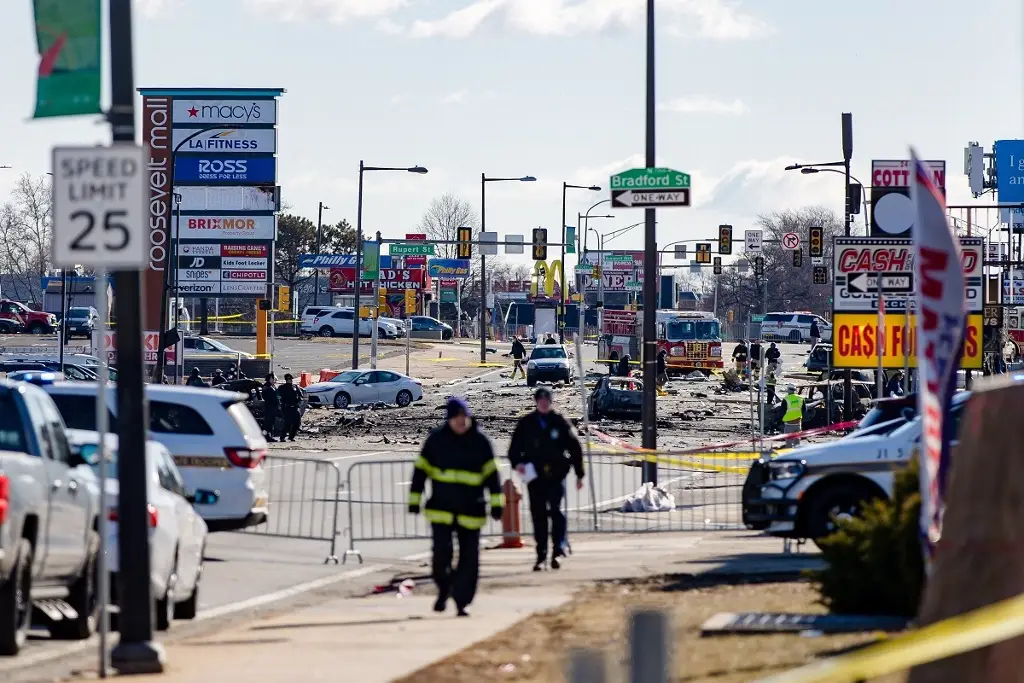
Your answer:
[203,338,233,352]
[330,371,363,383]
[665,320,720,341]
[608,378,642,391]
[531,347,566,359]
[68,308,91,319]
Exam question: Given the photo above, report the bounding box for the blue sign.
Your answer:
[174,155,277,183]
[299,254,393,269]
[995,140,1024,204]
[428,258,472,278]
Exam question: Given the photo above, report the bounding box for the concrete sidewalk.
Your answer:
[114,532,819,683]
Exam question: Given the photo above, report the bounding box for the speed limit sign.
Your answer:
[52,145,147,268]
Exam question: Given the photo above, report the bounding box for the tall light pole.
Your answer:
[561,183,600,342]
[313,202,329,306]
[352,162,428,369]
[481,173,536,362]
[795,167,869,231]
[641,0,658,485]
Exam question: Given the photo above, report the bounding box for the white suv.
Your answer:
[759,312,832,344]
[307,308,398,339]
[41,382,269,532]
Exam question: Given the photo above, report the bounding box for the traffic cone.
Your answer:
[500,479,523,548]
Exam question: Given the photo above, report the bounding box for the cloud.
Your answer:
[409,0,769,40]
[440,90,469,105]
[658,95,747,115]
[244,0,407,23]
[136,0,180,17]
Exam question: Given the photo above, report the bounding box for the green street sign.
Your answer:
[565,226,576,254]
[362,241,379,280]
[574,265,593,275]
[390,243,435,256]
[625,281,643,291]
[752,314,766,323]
[440,288,458,304]
[605,254,633,264]
[610,167,691,208]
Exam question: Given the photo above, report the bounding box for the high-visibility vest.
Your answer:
[783,393,803,422]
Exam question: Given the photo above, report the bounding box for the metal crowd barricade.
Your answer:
[231,454,343,564]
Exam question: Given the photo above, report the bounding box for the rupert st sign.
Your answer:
[832,236,983,313]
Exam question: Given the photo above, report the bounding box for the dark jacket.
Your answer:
[810,319,821,338]
[656,352,667,375]
[732,343,748,362]
[210,374,226,387]
[278,382,301,408]
[749,342,762,363]
[617,356,631,377]
[545,337,557,344]
[765,345,781,363]
[263,383,280,413]
[508,410,584,482]
[511,339,526,359]
[410,419,502,528]
[886,375,905,397]
[186,374,208,388]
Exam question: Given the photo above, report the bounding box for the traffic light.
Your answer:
[457,226,472,259]
[754,256,764,277]
[718,225,732,255]
[696,242,711,264]
[593,264,601,279]
[404,288,416,314]
[532,227,548,261]
[378,288,388,315]
[809,226,823,258]
[792,249,803,267]
[813,266,828,285]
[713,256,722,275]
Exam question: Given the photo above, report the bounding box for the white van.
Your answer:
[760,311,831,343]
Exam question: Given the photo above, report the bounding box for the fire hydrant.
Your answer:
[500,479,523,548]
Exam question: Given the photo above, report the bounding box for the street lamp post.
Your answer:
[481,173,536,362]
[313,202,329,306]
[560,183,601,342]
[352,162,428,370]
[578,212,613,335]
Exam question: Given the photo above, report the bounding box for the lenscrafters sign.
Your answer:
[870,159,946,238]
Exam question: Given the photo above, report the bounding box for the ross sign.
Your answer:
[52,145,148,268]
[172,99,277,125]
[674,244,687,259]
[32,0,102,119]
[831,313,981,370]
[427,258,472,279]
[832,237,982,313]
[782,232,800,250]
[745,230,762,252]
[173,185,280,212]
[179,215,276,240]
[846,272,913,294]
[390,243,435,256]
[173,155,276,184]
[171,127,276,153]
[870,159,946,237]
[695,243,712,264]
[505,234,524,254]
[479,231,499,256]
[404,233,428,267]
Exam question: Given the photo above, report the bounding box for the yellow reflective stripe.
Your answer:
[414,456,431,472]
[490,493,505,507]
[424,509,454,524]
[408,492,422,505]
[481,459,498,478]
[456,515,486,530]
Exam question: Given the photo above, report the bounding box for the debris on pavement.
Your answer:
[621,483,676,512]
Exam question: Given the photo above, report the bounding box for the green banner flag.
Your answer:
[361,241,380,280]
[32,0,102,119]
[565,226,576,254]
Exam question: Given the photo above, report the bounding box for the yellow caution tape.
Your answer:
[470,362,507,368]
[432,357,460,362]
[755,592,1024,683]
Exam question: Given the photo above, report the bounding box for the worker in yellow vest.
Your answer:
[782,384,804,444]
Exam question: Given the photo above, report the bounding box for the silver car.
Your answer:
[304,369,424,409]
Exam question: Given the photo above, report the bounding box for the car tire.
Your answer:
[788,330,802,344]
[174,550,202,621]
[27,323,46,335]
[805,483,881,549]
[0,539,33,655]
[319,326,335,338]
[396,390,413,407]
[50,531,99,640]
[155,587,173,632]
[333,392,351,409]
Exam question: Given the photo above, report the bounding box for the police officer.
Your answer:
[186,367,207,388]
[262,373,280,442]
[278,373,302,441]
[782,384,804,444]
[508,388,585,571]
[408,397,503,617]
[732,340,748,374]
[210,369,226,387]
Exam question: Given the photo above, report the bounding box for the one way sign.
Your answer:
[847,272,914,294]
[611,189,691,208]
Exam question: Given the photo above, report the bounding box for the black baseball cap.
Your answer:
[534,387,552,401]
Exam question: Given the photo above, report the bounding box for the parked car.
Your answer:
[409,316,453,340]
[219,378,308,433]
[0,361,105,382]
[40,382,269,532]
[183,335,253,360]
[527,344,572,386]
[587,376,643,421]
[804,343,832,372]
[62,307,99,339]
[68,430,216,631]
[759,312,832,344]
[0,317,24,334]
[377,316,407,337]
[300,306,337,331]
[0,300,57,335]
[0,379,100,654]
[308,309,398,339]
[304,369,423,409]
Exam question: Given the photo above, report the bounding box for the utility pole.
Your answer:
[640,0,658,485]
[313,201,327,307]
[842,112,854,420]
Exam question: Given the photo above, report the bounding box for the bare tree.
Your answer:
[0,174,52,303]
[418,193,479,260]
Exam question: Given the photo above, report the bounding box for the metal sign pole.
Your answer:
[877,291,885,399]
[405,319,411,376]
[95,265,110,677]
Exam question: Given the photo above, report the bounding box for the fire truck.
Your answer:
[598,309,724,374]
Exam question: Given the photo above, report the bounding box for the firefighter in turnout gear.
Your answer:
[409,397,503,617]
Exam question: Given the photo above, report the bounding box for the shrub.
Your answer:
[811,459,925,617]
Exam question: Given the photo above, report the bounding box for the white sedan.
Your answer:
[304,369,424,409]
[68,430,216,631]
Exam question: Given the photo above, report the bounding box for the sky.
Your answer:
[1,0,1021,266]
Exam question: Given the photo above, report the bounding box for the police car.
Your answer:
[742,391,968,548]
[759,311,832,344]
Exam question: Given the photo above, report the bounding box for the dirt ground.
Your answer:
[395,576,907,683]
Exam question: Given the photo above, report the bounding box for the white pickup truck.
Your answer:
[0,379,100,654]
[742,391,969,548]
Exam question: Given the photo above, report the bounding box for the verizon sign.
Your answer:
[832,236,983,313]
